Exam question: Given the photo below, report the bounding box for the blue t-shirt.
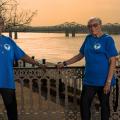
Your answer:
[0,35,26,89]
[80,34,118,86]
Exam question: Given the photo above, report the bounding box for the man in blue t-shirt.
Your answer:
[0,16,44,120]
[57,17,118,120]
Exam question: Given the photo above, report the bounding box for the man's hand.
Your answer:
[38,63,46,72]
[103,82,111,94]
[56,62,64,69]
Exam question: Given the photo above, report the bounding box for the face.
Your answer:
[0,18,5,33]
[87,19,102,36]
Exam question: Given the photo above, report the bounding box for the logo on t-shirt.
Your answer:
[94,43,101,50]
[4,44,11,51]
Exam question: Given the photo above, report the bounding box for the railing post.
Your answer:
[32,56,35,67]
[23,61,26,67]
[20,79,25,114]
[47,77,51,120]
[56,70,60,120]
[14,31,18,39]
[29,78,34,113]
[42,59,46,64]
[9,32,12,38]
[64,71,69,120]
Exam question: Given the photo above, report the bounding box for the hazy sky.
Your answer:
[18,0,120,26]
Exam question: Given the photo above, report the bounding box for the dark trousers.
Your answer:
[0,89,18,120]
[80,85,110,120]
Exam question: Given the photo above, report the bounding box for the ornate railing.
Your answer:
[0,66,120,120]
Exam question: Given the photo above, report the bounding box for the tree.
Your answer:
[0,0,37,38]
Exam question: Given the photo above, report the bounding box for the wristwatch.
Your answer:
[106,80,111,84]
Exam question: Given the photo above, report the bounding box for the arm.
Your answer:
[104,56,116,94]
[63,53,84,66]
[62,36,87,66]
[20,54,40,66]
[57,53,84,67]
[106,57,116,84]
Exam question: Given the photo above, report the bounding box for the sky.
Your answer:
[18,0,120,26]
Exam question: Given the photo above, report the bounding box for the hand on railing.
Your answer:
[38,63,46,72]
[56,62,65,69]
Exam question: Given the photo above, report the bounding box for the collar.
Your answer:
[92,33,106,39]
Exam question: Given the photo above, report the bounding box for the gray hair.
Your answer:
[88,17,102,25]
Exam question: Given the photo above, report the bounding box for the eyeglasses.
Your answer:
[87,23,99,28]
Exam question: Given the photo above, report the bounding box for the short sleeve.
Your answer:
[106,37,118,58]
[12,41,26,61]
[79,36,88,55]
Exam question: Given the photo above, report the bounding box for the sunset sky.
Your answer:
[18,0,120,26]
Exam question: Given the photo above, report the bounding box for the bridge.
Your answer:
[6,22,120,39]
[6,22,87,39]
[53,22,86,37]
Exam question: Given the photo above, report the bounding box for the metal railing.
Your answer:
[0,66,120,120]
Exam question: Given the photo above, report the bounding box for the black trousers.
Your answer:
[80,85,110,120]
[0,89,18,120]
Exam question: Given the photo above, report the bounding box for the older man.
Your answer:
[57,17,118,120]
[0,16,44,120]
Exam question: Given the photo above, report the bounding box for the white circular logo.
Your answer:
[4,44,11,51]
[94,43,101,50]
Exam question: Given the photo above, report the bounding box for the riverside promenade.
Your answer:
[0,64,120,120]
